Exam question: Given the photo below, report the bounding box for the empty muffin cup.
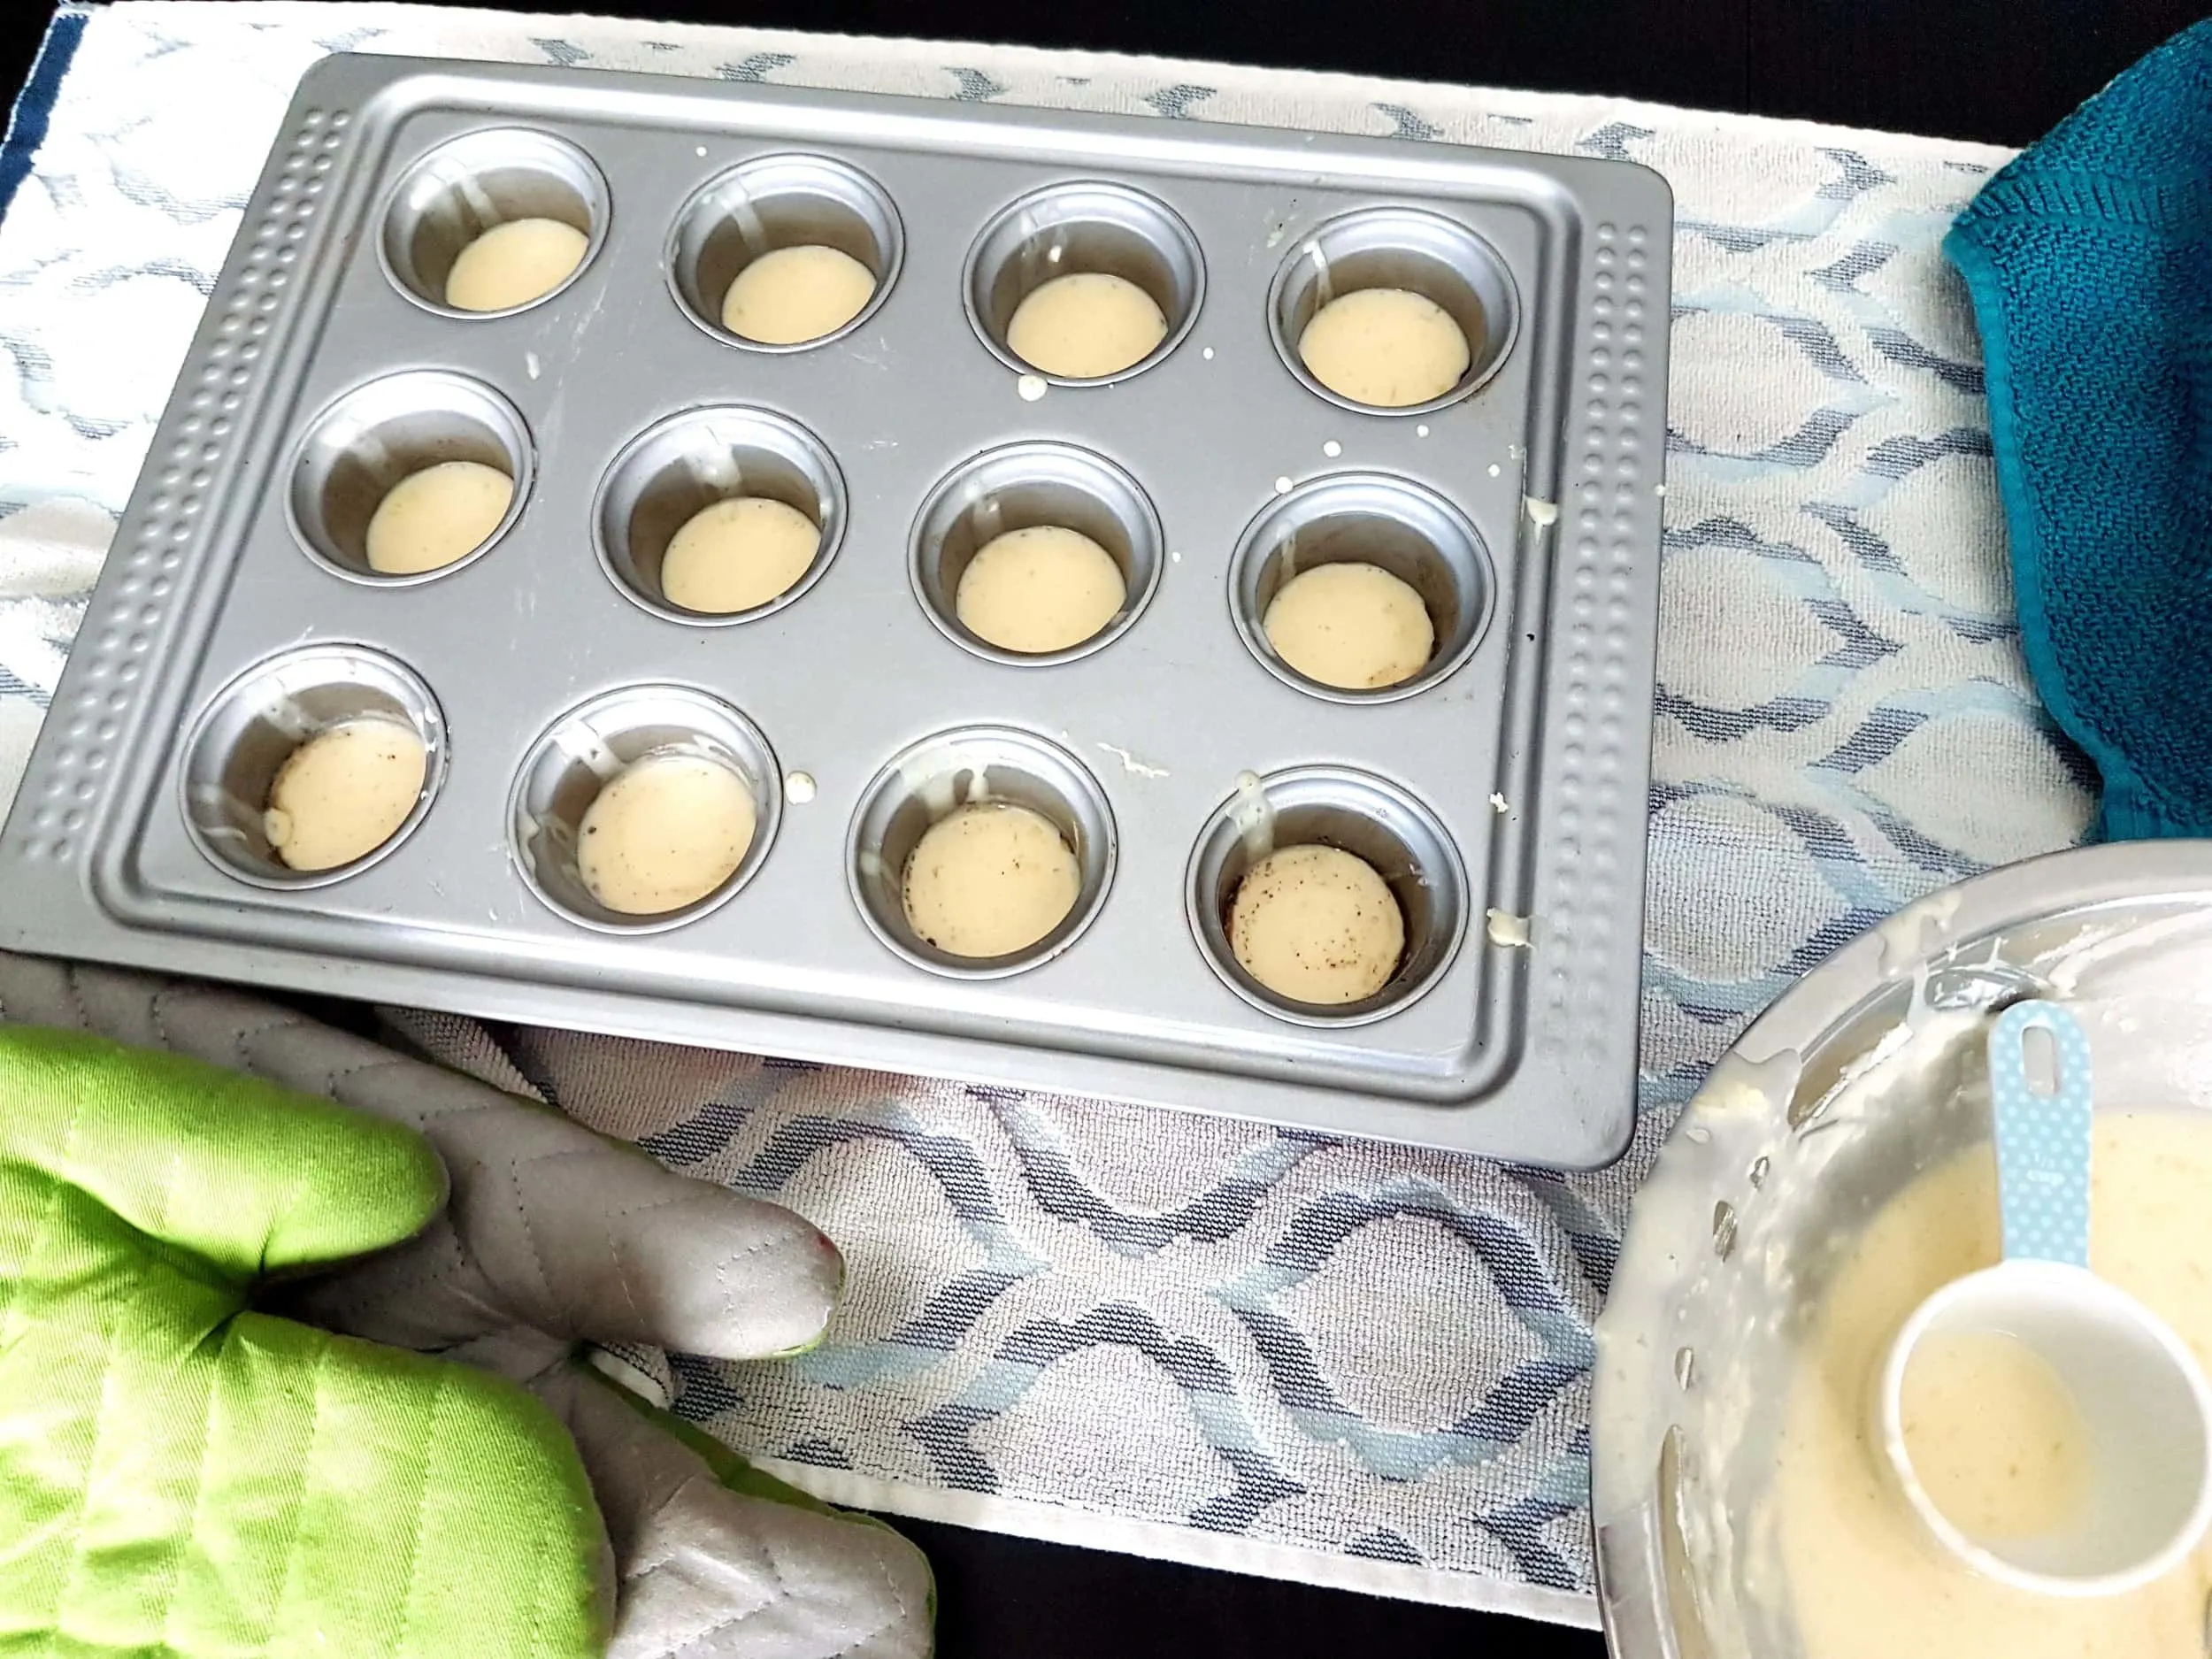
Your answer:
[964,180,1203,383]
[288,370,534,585]
[594,407,846,624]
[1230,472,1493,703]
[380,127,609,316]
[910,442,1163,664]
[849,726,1117,978]
[1186,765,1467,1025]
[180,643,447,887]
[666,153,902,349]
[509,685,781,933]
[1267,206,1519,414]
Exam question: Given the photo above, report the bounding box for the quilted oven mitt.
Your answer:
[0,951,933,1659]
[0,1023,607,1655]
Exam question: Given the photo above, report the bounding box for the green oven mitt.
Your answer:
[0,1024,611,1657]
[0,950,933,1659]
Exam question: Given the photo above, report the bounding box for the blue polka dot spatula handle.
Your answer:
[1987,1000,2094,1267]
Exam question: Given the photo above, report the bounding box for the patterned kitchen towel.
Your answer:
[1946,19,2212,841]
[0,2,2094,1627]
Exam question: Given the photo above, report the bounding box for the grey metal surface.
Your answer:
[0,53,1672,1166]
[1588,840,2212,1656]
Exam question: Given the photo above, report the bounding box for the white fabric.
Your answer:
[0,2,2088,1624]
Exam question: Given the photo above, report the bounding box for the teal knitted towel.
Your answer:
[1947,21,2212,841]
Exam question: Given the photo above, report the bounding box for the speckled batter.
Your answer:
[578,754,756,917]
[1229,843,1405,1004]
[1298,287,1471,407]
[956,525,1126,654]
[1006,273,1166,378]
[264,719,426,872]
[363,460,512,576]
[444,217,588,311]
[1263,561,1435,690]
[902,801,1079,958]
[721,244,877,344]
[659,496,820,615]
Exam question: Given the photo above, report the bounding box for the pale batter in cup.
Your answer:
[660,497,820,614]
[721,244,878,344]
[1298,287,1471,407]
[1776,1112,2212,1659]
[363,459,513,577]
[1898,1328,2091,1542]
[264,719,426,872]
[578,753,757,917]
[1006,273,1166,378]
[444,217,588,311]
[1229,843,1405,1004]
[902,801,1079,958]
[955,525,1126,654]
[1263,562,1435,690]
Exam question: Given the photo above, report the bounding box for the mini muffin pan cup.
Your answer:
[0,55,1671,1167]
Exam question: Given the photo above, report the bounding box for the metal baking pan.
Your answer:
[0,53,1671,1166]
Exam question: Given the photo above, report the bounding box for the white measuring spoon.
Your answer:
[1877,999,2212,1596]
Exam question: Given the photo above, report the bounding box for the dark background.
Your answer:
[6,0,2201,144]
[9,0,2187,145]
[0,1,2199,1655]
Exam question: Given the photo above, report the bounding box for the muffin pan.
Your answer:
[0,55,1672,1166]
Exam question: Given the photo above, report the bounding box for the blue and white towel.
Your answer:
[0,3,2089,1627]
